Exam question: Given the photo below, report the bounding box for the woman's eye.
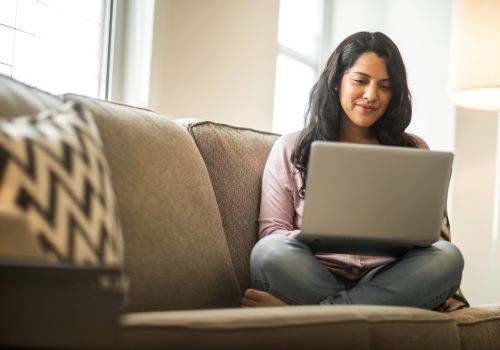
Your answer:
[353,79,365,84]
[381,84,392,90]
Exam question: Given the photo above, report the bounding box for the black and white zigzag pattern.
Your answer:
[0,102,122,267]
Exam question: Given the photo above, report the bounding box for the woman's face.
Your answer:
[338,51,392,136]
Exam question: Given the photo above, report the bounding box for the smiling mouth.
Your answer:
[356,104,377,112]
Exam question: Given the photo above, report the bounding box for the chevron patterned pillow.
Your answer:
[0,101,123,267]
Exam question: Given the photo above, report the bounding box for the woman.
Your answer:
[241,31,464,309]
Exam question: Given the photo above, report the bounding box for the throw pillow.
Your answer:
[0,101,123,268]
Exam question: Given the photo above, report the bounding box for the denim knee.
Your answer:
[250,234,340,304]
[250,234,312,281]
[250,234,291,274]
[432,240,464,286]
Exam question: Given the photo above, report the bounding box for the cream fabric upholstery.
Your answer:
[119,305,460,349]
[0,73,62,119]
[62,95,241,312]
[450,304,500,350]
[179,120,278,290]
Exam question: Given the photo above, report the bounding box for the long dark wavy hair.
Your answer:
[292,31,417,198]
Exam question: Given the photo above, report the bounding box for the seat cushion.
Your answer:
[63,96,241,312]
[119,305,460,349]
[178,120,278,291]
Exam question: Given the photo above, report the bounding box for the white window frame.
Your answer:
[276,0,331,79]
[107,0,155,107]
[272,0,332,134]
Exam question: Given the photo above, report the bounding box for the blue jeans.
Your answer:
[250,234,464,309]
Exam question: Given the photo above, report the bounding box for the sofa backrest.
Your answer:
[61,95,241,312]
[179,120,279,291]
[0,74,63,118]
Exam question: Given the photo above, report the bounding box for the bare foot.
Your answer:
[240,288,288,307]
[433,301,449,312]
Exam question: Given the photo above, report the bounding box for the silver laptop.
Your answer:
[297,141,453,256]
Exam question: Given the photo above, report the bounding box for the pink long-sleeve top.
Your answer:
[258,131,428,280]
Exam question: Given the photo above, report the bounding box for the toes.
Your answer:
[240,297,258,307]
[244,288,262,301]
[242,289,288,307]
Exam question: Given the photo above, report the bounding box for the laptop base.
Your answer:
[297,233,431,257]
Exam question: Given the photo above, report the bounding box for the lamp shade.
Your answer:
[449,0,500,111]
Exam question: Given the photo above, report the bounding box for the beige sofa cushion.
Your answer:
[119,305,460,349]
[63,96,240,312]
[0,74,62,119]
[450,303,500,350]
[178,120,278,291]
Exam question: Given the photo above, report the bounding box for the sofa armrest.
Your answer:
[449,303,500,350]
[0,261,124,349]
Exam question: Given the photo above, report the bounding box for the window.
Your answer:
[272,0,327,134]
[0,0,110,98]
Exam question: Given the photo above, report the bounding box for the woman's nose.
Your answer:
[363,83,379,102]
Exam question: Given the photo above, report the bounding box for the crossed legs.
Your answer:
[243,234,464,309]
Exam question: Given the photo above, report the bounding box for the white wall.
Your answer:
[148,0,279,131]
[453,108,499,305]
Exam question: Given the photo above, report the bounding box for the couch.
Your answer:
[0,74,499,349]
